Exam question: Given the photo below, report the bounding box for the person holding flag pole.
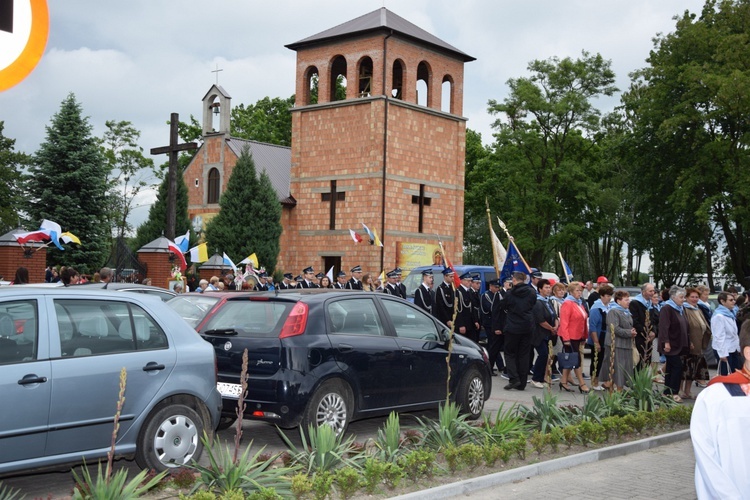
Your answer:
[496,219,536,391]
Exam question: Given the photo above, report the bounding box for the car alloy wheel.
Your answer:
[467,376,485,415]
[303,379,353,436]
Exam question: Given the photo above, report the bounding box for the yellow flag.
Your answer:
[60,232,81,245]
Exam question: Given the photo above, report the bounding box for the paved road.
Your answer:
[455,439,696,500]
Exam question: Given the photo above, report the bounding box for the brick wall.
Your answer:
[0,246,47,283]
[137,252,173,290]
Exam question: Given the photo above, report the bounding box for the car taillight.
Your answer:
[279,302,308,339]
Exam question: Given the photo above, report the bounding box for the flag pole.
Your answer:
[497,218,531,272]
[486,199,500,277]
[559,251,571,283]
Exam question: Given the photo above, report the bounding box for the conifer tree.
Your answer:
[204,147,282,271]
[0,122,28,234]
[25,93,109,274]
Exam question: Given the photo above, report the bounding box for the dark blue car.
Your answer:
[172,290,492,434]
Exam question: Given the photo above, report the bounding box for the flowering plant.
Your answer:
[171,266,182,281]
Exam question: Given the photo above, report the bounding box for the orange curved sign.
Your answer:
[0,0,49,92]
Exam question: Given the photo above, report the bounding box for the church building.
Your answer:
[184,8,474,276]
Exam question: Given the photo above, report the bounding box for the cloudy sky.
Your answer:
[1,0,706,226]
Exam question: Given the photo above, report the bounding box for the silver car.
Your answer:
[0,287,221,474]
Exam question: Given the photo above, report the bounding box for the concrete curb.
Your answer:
[393,429,691,499]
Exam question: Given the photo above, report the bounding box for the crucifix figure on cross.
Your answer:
[150,113,197,240]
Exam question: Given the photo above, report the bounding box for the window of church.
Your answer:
[330,56,348,101]
[391,59,404,99]
[207,168,220,204]
[416,61,431,107]
[441,75,454,114]
[358,57,373,97]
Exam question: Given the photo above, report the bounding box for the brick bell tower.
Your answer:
[280,8,474,278]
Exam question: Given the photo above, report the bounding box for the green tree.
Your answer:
[0,122,29,233]
[204,147,282,271]
[131,167,191,252]
[101,120,154,239]
[231,96,295,146]
[625,0,750,287]
[25,93,109,274]
[474,52,617,269]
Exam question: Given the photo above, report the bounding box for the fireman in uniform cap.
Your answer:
[413,269,435,314]
[253,272,269,291]
[384,270,402,297]
[395,268,407,298]
[333,271,347,289]
[346,265,363,290]
[434,268,456,327]
[455,272,480,342]
[299,267,319,288]
[278,273,293,290]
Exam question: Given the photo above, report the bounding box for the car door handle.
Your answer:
[337,344,353,353]
[18,374,47,385]
[402,347,414,355]
[143,362,166,372]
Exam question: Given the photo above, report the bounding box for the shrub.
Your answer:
[290,473,312,499]
[529,430,547,455]
[481,442,503,466]
[247,488,283,500]
[458,444,483,470]
[362,458,387,494]
[311,472,333,500]
[334,467,361,499]
[398,449,436,481]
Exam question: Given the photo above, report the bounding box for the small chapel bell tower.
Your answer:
[202,84,231,135]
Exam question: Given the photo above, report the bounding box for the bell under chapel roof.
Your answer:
[285,7,475,62]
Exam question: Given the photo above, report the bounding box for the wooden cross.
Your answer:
[150,113,197,240]
[321,180,345,230]
[211,64,223,84]
[411,184,431,233]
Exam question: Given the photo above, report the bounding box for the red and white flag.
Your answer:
[349,229,362,243]
[167,241,187,271]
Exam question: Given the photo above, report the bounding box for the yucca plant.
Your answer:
[626,366,674,411]
[414,401,476,451]
[72,463,164,500]
[600,387,637,417]
[72,367,168,499]
[478,403,531,445]
[0,482,23,500]
[518,391,573,433]
[278,423,365,474]
[371,412,409,462]
[189,433,295,496]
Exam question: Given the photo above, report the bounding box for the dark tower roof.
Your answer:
[286,7,475,62]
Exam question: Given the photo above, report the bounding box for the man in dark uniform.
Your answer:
[413,269,435,314]
[470,275,482,335]
[502,271,537,391]
[299,267,319,288]
[434,268,456,328]
[455,272,479,342]
[384,270,402,297]
[395,268,407,298]
[333,271,347,289]
[253,272,269,291]
[529,268,543,293]
[481,279,505,375]
[345,265,363,290]
[277,273,293,290]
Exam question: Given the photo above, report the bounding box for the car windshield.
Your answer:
[167,295,221,328]
[201,300,293,338]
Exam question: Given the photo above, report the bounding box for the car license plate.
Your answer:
[217,382,243,399]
